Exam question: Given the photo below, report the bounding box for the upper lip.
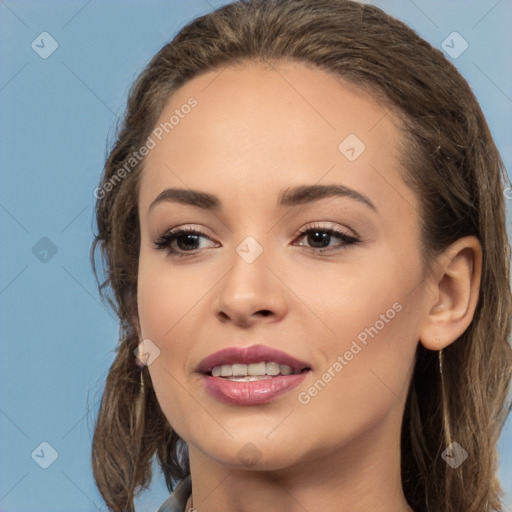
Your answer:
[197,344,311,374]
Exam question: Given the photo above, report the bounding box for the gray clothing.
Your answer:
[155,476,192,512]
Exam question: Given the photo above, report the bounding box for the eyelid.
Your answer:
[294,221,359,240]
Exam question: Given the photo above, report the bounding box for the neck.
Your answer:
[185,405,413,512]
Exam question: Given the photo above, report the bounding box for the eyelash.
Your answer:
[153,223,360,258]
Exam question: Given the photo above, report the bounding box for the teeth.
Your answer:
[280,365,293,375]
[211,361,299,378]
[266,362,280,376]
[224,375,273,382]
[248,362,266,375]
[232,363,247,376]
[220,365,232,377]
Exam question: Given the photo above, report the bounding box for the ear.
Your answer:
[419,236,482,351]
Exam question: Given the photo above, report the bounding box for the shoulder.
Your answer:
[155,476,192,512]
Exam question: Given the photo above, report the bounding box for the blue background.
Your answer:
[1,1,511,510]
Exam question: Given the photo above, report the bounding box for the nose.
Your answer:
[212,243,288,327]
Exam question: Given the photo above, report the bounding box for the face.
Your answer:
[136,61,429,471]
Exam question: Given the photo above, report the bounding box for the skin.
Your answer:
[135,61,482,512]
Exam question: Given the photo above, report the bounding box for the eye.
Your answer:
[293,223,359,253]
[153,226,218,258]
[153,223,360,258]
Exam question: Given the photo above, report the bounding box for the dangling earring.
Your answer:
[438,348,453,447]
[134,362,146,434]
[140,365,145,394]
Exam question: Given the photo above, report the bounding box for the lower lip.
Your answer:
[202,372,309,405]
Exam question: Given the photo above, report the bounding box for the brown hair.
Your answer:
[90,1,512,510]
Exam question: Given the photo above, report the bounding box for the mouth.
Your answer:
[197,343,312,376]
[197,344,312,405]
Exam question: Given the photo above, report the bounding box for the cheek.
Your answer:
[136,254,223,436]
[294,304,418,448]
[292,249,421,428]
[137,251,218,342]
[291,243,415,346]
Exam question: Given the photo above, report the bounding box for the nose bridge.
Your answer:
[212,233,287,324]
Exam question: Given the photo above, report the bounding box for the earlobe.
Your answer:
[419,236,482,351]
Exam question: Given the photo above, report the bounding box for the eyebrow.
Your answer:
[148,184,377,213]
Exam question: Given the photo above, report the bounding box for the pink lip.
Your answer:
[201,372,309,405]
[196,344,311,374]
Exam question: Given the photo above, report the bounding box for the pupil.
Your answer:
[309,231,330,248]
[178,234,200,251]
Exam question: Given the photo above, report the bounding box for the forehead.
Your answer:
[139,60,417,219]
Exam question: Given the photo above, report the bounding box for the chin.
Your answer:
[213,447,300,472]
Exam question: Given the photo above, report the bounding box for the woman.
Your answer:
[90,1,512,511]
